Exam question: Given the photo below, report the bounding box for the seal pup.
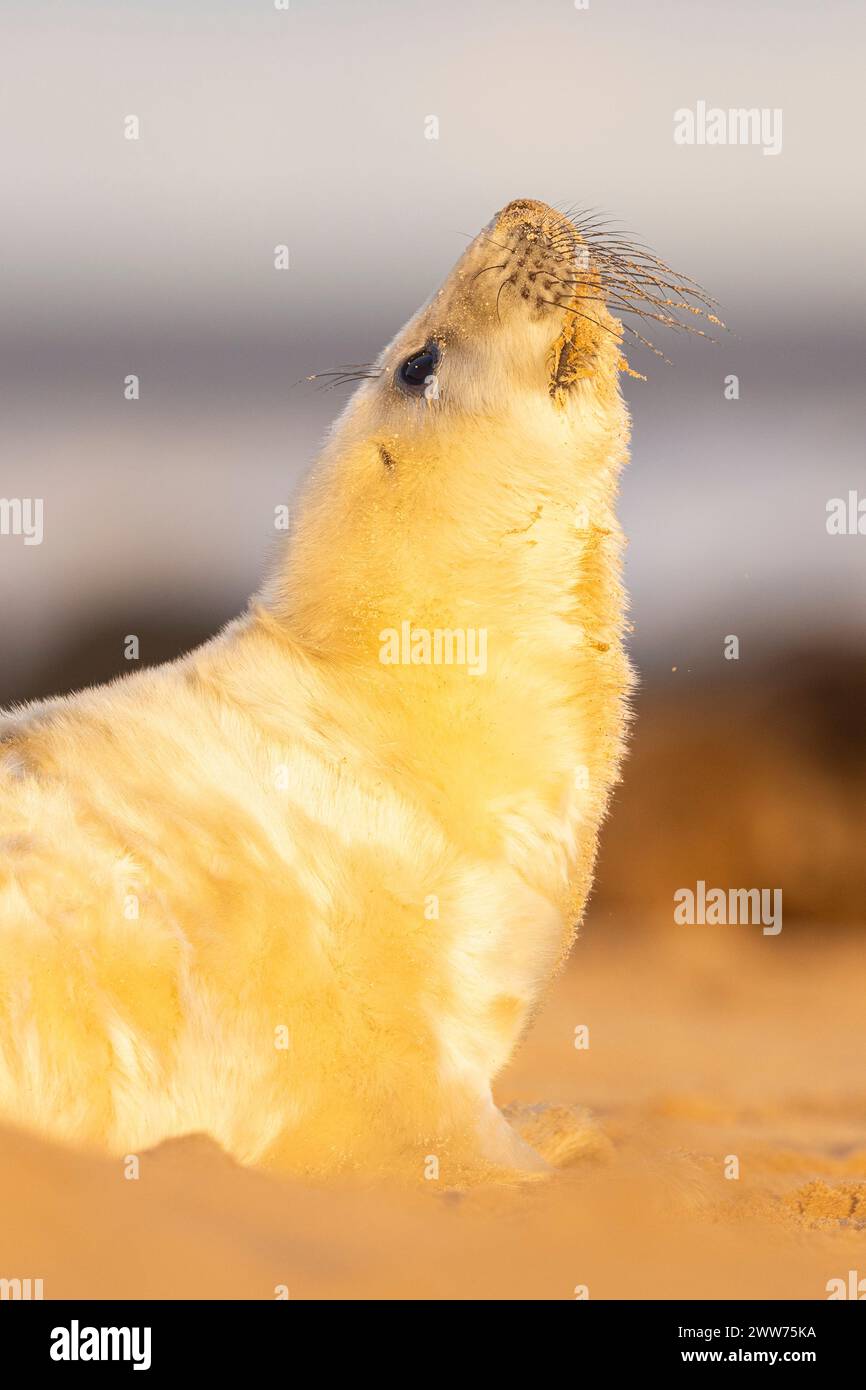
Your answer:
[0,199,712,1178]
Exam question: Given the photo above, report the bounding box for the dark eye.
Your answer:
[398,342,440,390]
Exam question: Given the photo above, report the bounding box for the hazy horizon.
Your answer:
[2,0,864,698]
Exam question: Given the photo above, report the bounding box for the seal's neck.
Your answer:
[267,384,629,668]
[246,386,630,918]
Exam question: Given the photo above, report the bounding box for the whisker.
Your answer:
[298,363,384,392]
[550,208,725,353]
[495,275,514,324]
[469,261,508,285]
[455,229,513,256]
[537,297,621,342]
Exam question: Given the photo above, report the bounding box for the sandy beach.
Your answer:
[2,925,862,1301]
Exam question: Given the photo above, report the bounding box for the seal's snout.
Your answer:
[500,198,552,220]
[493,197,578,254]
[485,198,585,325]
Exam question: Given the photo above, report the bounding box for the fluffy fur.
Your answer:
[0,199,633,1178]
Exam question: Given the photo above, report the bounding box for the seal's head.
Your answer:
[367,198,623,431]
[278,198,713,652]
[381,197,617,414]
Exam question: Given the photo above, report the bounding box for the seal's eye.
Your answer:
[398,343,439,390]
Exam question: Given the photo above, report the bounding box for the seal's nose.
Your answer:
[504,198,547,214]
[499,198,555,226]
[494,200,575,250]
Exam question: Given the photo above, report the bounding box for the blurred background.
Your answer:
[1,0,864,926]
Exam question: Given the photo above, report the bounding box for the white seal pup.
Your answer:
[0,199,712,1178]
